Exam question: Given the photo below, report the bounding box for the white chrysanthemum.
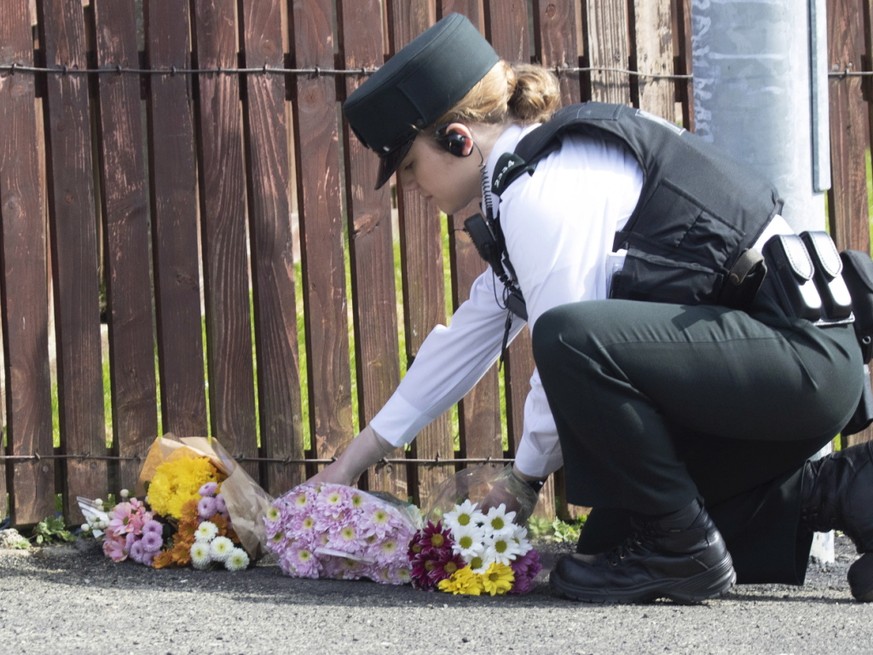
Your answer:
[482,504,517,537]
[209,536,234,562]
[264,505,282,523]
[225,547,250,572]
[443,499,484,535]
[451,523,486,561]
[190,542,211,569]
[195,520,219,542]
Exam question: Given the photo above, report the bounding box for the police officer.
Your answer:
[311,13,873,604]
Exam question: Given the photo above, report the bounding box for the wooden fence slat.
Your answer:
[632,0,675,118]
[437,3,504,471]
[191,0,258,469]
[290,0,355,473]
[38,0,107,522]
[92,0,158,490]
[0,0,55,525]
[827,0,872,251]
[585,0,632,104]
[827,0,873,447]
[337,0,407,499]
[535,0,582,105]
[240,0,304,494]
[144,0,208,440]
[485,0,530,63]
[388,0,456,508]
[675,0,694,128]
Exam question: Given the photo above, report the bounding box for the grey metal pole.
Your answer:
[691,0,834,562]
[691,0,830,233]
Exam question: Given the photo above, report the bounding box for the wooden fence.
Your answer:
[0,0,871,528]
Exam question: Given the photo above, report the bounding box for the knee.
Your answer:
[532,304,584,369]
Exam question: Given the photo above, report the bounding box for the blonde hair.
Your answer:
[434,61,561,128]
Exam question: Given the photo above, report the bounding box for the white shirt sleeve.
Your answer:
[369,269,524,446]
[371,124,645,482]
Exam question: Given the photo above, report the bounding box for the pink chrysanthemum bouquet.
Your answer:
[264,482,421,585]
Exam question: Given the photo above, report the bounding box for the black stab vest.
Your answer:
[491,102,783,308]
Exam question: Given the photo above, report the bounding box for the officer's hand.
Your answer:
[307,425,393,487]
[308,460,355,487]
[479,464,542,525]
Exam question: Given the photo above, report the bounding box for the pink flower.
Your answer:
[129,539,145,563]
[103,535,127,562]
[198,481,219,497]
[142,519,163,536]
[141,531,163,553]
[197,496,217,519]
[107,499,151,537]
[280,547,320,579]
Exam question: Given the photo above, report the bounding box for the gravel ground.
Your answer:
[1,532,871,655]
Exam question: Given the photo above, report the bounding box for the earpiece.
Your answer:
[435,126,470,157]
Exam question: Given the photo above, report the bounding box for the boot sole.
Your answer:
[550,558,737,605]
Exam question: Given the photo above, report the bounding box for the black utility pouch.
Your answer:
[836,249,873,436]
[801,231,853,321]
[761,234,823,321]
[840,249,873,362]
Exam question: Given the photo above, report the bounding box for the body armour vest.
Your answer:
[490,102,784,309]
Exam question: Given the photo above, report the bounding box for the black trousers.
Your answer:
[531,299,864,583]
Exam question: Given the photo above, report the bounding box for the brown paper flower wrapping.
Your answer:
[137,434,274,560]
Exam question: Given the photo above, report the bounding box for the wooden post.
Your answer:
[0,0,55,525]
[38,0,107,521]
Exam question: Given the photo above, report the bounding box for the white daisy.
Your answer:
[467,553,489,574]
[443,499,484,535]
[483,531,523,566]
[451,523,486,561]
[510,524,533,554]
[483,504,517,537]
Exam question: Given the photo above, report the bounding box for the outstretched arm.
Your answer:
[308,425,394,486]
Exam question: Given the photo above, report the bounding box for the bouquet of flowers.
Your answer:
[408,500,541,596]
[264,482,421,585]
[78,434,272,571]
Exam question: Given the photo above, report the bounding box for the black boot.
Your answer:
[801,441,873,602]
[549,499,735,604]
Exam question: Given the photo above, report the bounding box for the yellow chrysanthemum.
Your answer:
[481,562,514,596]
[437,566,483,596]
[147,455,221,519]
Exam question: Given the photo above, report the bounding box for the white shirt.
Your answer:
[369,123,645,478]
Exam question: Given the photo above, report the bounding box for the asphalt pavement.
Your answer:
[1,532,871,655]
